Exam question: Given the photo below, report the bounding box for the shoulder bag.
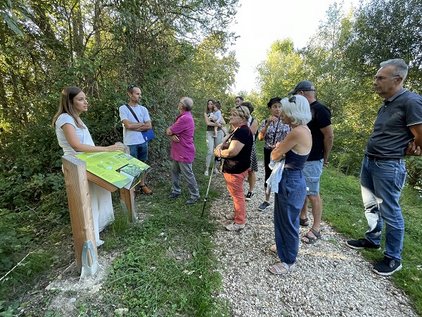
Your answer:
[125,104,155,142]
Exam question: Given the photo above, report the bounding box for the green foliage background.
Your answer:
[1,0,422,314]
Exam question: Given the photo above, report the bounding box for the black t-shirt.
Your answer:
[222,125,253,174]
[307,100,331,161]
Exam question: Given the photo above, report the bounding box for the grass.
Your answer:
[1,110,422,316]
[61,117,231,316]
[321,168,422,314]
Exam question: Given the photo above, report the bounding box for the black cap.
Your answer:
[289,80,315,95]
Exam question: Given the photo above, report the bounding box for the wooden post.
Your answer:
[61,155,139,275]
[119,188,137,222]
[62,156,97,270]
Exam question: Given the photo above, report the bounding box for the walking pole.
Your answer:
[201,158,216,217]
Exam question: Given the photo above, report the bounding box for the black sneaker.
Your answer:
[258,201,270,211]
[169,192,180,199]
[245,192,254,201]
[346,238,381,250]
[373,257,402,276]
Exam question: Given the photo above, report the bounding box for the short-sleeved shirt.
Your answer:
[55,113,94,156]
[366,89,422,158]
[119,104,151,145]
[169,111,196,163]
[307,100,332,161]
[212,110,222,123]
[258,118,290,149]
[222,125,253,174]
[206,111,222,132]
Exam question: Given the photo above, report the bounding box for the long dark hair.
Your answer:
[52,86,84,128]
[205,99,215,113]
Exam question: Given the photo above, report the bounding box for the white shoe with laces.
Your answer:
[225,222,245,231]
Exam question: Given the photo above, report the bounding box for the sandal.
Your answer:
[268,262,295,275]
[300,217,309,227]
[301,228,321,244]
[139,184,153,195]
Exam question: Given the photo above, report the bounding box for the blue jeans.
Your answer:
[129,142,148,162]
[360,156,406,261]
[274,169,307,265]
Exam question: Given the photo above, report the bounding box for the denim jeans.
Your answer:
[205,130,224,170]
[129,142,148,162]
[274,169,307,265]
[360,156,406,261]
[303,159,323,196]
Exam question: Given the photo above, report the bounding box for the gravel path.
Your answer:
[210,161,417,317]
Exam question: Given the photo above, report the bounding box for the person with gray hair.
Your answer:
[268,95,312,275]
[347,58,422,276]
[166,97,200,204]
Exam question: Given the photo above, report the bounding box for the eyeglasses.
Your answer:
[374,75,400,81]
[288,95,296,103]
[236,105,247,118]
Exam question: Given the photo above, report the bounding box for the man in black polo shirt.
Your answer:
[347,59,422,276]
[289,81,334,245]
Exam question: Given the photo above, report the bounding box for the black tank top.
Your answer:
[284,150,309,170]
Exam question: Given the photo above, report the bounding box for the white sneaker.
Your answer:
[225,222,245,231]
[204,170,209,176]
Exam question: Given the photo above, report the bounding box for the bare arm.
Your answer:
[271,131,298,161]
[204,113,220,127]
[214,140,244,158]
[271,127,311,161]
[258,119,271,141]
[320,125,334,166]
[406,124,422,156]
[250,119,258,135]
[62,124,125,152]
[122,119,152,131]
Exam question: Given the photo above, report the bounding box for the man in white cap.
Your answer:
[289,80,334,244]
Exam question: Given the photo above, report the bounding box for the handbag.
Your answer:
[125,104,155,142]
[141,128,155,142]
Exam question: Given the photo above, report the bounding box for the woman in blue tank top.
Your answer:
[267,95,312,275]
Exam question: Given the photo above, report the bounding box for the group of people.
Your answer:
[206,58,422,278]
[53,58,422,277]
[53,85,201,247]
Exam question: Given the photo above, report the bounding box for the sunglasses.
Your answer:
[127,84,137,91]
[288,95,296,103]
[235,105,247,118]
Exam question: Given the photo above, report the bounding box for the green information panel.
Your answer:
[76,152,150,189]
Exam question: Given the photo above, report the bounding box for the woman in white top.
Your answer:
[52,86,125,246]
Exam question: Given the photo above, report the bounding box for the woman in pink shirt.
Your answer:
[166,97,200,205]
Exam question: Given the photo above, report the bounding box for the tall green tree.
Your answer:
[255,39,305,119]
[0,0,239,209]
